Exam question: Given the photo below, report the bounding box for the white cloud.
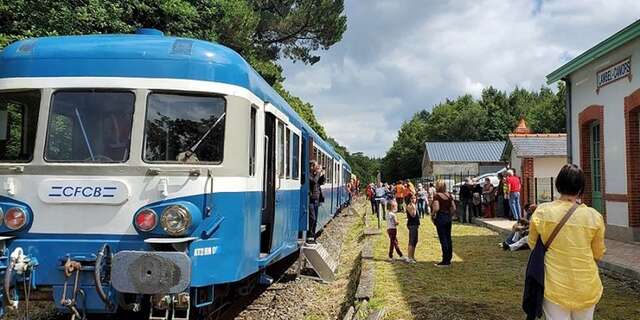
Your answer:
[281,0,640,157]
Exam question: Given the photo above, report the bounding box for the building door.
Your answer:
[590,121,603,212]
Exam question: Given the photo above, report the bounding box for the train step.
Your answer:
[300,243,338,283]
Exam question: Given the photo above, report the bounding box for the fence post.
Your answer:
[550,177,554,201]
[534,177,538,204]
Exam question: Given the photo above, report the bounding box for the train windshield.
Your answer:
[45,90,135,163]
[144,93,226,164]
[0,90,41,162]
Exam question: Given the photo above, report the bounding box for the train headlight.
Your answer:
[134,209,158,232]
[161,205,192,236]
[5,207,27,230]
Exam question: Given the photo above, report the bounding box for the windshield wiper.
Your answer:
[75,107,95,161]
[177,113,226,162]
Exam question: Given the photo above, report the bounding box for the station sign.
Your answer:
[597,57,631,92]
[38,179,130,205]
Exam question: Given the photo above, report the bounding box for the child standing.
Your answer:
[386,200,405,261]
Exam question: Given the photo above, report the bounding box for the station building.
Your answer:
[547,20,640,242]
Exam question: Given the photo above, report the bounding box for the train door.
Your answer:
[298,131,311,237]
[261,112,276,254]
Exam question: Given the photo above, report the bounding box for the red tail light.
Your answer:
[5,207,27,230]
[135,209,157,232]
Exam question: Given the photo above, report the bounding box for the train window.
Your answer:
[46,90,134,163]
[277,121,285,178]
[285,127,291,179]
[144,93,225,164]
[292,133,300,180]
[249,107,256,176]
[0,90,40,162]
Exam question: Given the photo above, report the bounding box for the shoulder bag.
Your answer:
[522,203,578,320]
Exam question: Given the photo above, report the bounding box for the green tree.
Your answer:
[381,111,429,181]
[0,0,348,160]
[0,0,346,85]
[381,85,567,180]
[275,83,328,139]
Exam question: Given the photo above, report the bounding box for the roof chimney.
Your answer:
[513,118,531,134]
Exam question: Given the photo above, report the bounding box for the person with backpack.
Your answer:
[523,164,606,320]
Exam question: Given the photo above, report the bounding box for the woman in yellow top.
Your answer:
[528,164,606,320]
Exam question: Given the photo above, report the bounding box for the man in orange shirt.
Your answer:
[395,181,405,212]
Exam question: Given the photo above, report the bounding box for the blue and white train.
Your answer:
[0,28,351,319]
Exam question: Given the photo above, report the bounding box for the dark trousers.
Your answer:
[387,228,403,258]
[472,203,481,218]
[396,198,404,211]
[503,197,511,219]
[374,199,386,221]
[370,199,376,214]
[309,200,319,237]
[460,199,472,223]
[435,212,453,264]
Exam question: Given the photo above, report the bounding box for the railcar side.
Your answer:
[0,30,351,319]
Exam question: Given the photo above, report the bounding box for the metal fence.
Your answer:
[413,174,559,206]
[522,177,559,205]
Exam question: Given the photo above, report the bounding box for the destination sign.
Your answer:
[597,57,631,90]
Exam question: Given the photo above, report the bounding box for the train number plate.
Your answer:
[38,179,130,205]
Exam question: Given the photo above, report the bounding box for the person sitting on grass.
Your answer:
[499,204,535,251]
[386,200,407,262]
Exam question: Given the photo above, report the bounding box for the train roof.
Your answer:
[0,30,339,159]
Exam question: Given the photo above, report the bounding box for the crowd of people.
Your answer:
[364,179,452,266]
[458,169,523,223]
[358,164,606,319]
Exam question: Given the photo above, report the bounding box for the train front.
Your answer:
[0,34,263,319]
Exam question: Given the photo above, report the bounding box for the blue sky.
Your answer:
[280,0,640,157]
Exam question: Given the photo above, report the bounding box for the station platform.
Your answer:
[475,218,640,281]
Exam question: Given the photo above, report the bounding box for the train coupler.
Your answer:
[60,259,87,320]
[149,293,190,320]
[3,247,39,317]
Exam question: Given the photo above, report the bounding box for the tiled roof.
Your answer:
[508,134,567,157]
[424,141,506,162]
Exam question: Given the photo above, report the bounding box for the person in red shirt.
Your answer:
[506,169,522,220]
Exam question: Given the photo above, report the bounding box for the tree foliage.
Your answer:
[0,0,350,168]
[327,138,380,186]
[381,85,566,182]
[0,0,346,85]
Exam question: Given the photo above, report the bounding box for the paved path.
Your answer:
[475,218,640,281]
